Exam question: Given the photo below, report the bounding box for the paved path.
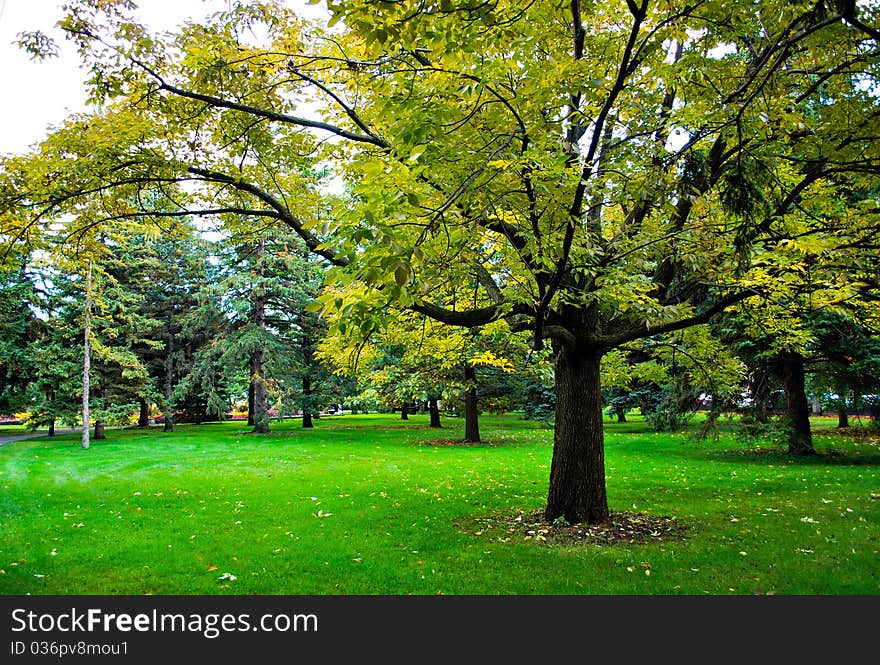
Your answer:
[0,429,78,445]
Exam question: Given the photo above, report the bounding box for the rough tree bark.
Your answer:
[138,397,150,427]
[838,405,849,428]
[400,402,409,420]
[778,352,816,456]
[428,397,441,428]
[247,382,255,427]
[545,342,609,524]
[836,384,849,428]
[463,365,480,443]
[302,373,313,429]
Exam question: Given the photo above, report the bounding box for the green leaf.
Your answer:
[407,145,427,162]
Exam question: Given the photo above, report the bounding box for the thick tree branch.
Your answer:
[187,166,349,267]
[602,290,756,349]
[839,0,880,41]
[409,301,504,328]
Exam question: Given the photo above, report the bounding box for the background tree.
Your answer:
[114,220,211,432]
[0,249,41,419]
[319,300,530,442]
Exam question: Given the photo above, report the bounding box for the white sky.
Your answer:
[0,0,323,156]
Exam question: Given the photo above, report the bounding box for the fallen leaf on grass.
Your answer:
[217,572,237,582]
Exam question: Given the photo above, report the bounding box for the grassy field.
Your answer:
[1,412,877,595]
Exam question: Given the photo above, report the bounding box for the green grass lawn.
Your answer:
[1,413,877,595]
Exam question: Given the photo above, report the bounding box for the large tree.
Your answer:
[3,0,880,522]
[189,229,332,432]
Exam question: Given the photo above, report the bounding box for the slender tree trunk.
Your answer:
[81,263,92,450]
[400,403,409,420]
[247,382,255,427]
[836,384,849,428]
[428,397,441,428]
[463,365,480,443]
[302,374,313,429]
[838,403,850,428]
[750,369,772,422]
[251,347,269,433]
[545,343,609,525]
[163,345,175,432]
[250,240,270,434]
[778,352,816,456]
[94,419,105,439]
[48,418,55,438]
[138,397,150,428]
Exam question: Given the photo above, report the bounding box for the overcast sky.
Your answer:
[0,0,322,156]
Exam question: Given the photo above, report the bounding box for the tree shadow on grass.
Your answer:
[706,447,880,466]
[415,438,506,447]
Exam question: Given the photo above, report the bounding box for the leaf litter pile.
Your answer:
[459,510,690,546]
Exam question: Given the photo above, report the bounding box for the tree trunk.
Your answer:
[428,397,441,428]
[838,404,849,428]
[250,349,269,434]
[250,252,270,433]
[81,263,92,451]
[463,365,480,443]
[400,403,409,420]
[48,418,55,438]
[94,419,105,440]
[163,321,175,433]
[302,374,313,428]
[778,352,816,456]
[545,343,609,525]
[616,409,626,423]
[750,369,772,422]
[138,397,150,428]
[247,382,255,427]
[836,384,849,428]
